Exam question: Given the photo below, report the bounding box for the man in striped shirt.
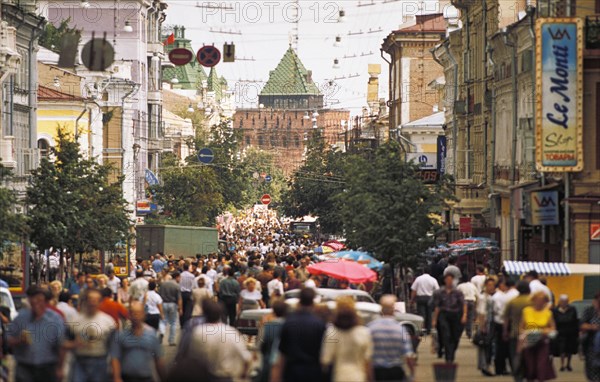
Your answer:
[367,295,416,382]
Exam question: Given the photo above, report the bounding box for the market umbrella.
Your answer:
[323,240,345,251]
[333,251,383,270]
[314,246,335,254]
[308,259,378,283]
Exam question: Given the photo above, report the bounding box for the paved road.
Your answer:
[413,334,587,382]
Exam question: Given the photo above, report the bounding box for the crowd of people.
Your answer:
[1,207,599,382]
[409,260,600,382]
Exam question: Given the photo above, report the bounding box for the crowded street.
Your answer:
[1,0,600,382]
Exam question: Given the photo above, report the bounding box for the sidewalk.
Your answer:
[414,334,587,382]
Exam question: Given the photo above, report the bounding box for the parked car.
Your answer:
[238,288,423,351]
[0,287,18,320]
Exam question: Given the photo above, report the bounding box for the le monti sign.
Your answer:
[535,18,584,172]
[406,153,437,170]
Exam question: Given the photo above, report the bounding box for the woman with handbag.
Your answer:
[519,291,557,382]
[475,278,496,377]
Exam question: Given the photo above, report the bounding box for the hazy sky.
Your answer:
[166,0,448,115]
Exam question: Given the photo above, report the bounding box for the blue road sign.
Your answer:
[198,147,214,164]
[145,169,160,186]
[265,175,272,183]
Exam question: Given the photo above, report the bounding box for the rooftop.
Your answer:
[38,85,83,102]
[260,47,321,96]
[395,13,446,33]
[401,111,445,129]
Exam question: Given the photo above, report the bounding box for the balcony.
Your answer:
[586,16,600,50]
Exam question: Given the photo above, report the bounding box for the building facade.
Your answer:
[381,13,447,132]
[235,47,349,174]
[430,0,600,264]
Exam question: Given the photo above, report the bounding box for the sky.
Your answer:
[165,0,449,115]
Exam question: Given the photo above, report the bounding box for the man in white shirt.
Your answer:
[525,271,553,306]
[267,271,284,302]
[457,278,479,338]
[410,268,440,334]
[491,278,518,376]
[470,265,487,293]
[189,300,252,380]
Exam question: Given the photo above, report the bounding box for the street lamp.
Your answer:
[312,110,319,118]
[338,9,345,23]
[334,35,342,47]
[187,104,194,113]
[333,58,340,69]
[53,76,61,88]
[170,77,179,84]
[303,112,310,120]
[151,53,160,62]
[123,21,133,33]
[81,0,90,8]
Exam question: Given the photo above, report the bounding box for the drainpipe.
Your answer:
[504,30,518,260]
[482,0,488,185]
[443,42,458,180]
[380,48,392,140]
[75,107,87,141]
[487,43,497,222]
[121,82,137,203]
[29,18,46,151]
[564,0,572,263]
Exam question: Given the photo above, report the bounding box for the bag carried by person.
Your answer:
[472,330,493,347]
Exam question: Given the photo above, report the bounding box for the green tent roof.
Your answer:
[260,47,321,96]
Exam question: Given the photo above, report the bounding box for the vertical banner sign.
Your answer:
[535,18,584,172]
[529,191,559,226]
[459,217,472,234]
[437,135,447,176]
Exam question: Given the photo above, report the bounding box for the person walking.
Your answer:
[70,288,117,382]
[493,278,518,376]
[99,287,129,328]
[442,256,462,286]
[190,277,212,317]
[257,300,288,382]
[503,281,531,382]
[519,291,557,382]
[431,273,467,363]
[368,295,416,382]
[179,261,196,327]
[321,297,374,382]
[159,272,183,346]
[219,267,241,326]
[475,278,496,377]
[7,286,66,382]
[110,301,167,382]
[188,300,252,381]
[267,271,285,305]
[129,270,149,303]
[117,277,131,308]
[144,281,164,331]
[106,271,121,299]
[471,265,487,293]
[580,292,600,382]
[409,267,439,334]
[275,288,326,382]
[551,295,579,372]
[457,275,479,339]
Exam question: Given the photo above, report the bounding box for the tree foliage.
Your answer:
[146,153,224,226]
[281,130,346,234]
[39,18,81,53]
[0,165,27,256]
[26,129,130,254]
[238,147,287,207]
[334,141,455,267]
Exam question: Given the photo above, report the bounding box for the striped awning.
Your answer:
[503,261,571,276]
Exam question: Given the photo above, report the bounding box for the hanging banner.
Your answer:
[535,18,584,172]
[529,191,559,226]
[437,135,447,176]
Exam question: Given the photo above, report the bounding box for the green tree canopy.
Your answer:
[39,18,81,53]
[26,129,130,254]
[335,141,455,267]
[281,130,346,234]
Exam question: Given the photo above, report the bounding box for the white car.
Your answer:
[0,287,18,320]
[238,288,423,350]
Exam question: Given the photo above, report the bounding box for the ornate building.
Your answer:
[235,47,350,173]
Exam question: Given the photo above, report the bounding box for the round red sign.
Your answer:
[168,48,194,66]
[261,194,271,205]
[197,45,221,68]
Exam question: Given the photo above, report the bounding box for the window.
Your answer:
[294,135,300,147]
[37,139,50,158]
[258,135,264,146]
[245,135,251,145]
[15,49,28,90]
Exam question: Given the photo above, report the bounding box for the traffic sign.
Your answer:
[81,36,115,72]
[197,45,221,67]
[252,172,259,179]
[223,43,235,62]
[265,175,272,183]
[197,147,214,164]
[261,194,271,205]
[169,48,194,66]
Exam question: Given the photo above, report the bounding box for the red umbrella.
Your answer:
[450,239,480,246]
[323,240,345,251]
[308,259,377,283]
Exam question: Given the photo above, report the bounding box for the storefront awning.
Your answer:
[503,261,571,276]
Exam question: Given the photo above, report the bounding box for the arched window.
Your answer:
[38,138,50,158]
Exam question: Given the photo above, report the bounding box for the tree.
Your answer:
[335,141,455,267]
[146,153,224,226]
[0,164,27,257]
[38,18,81,53]
[281,130,346,234]
[27,129,130,256]
[238,147,287,207]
